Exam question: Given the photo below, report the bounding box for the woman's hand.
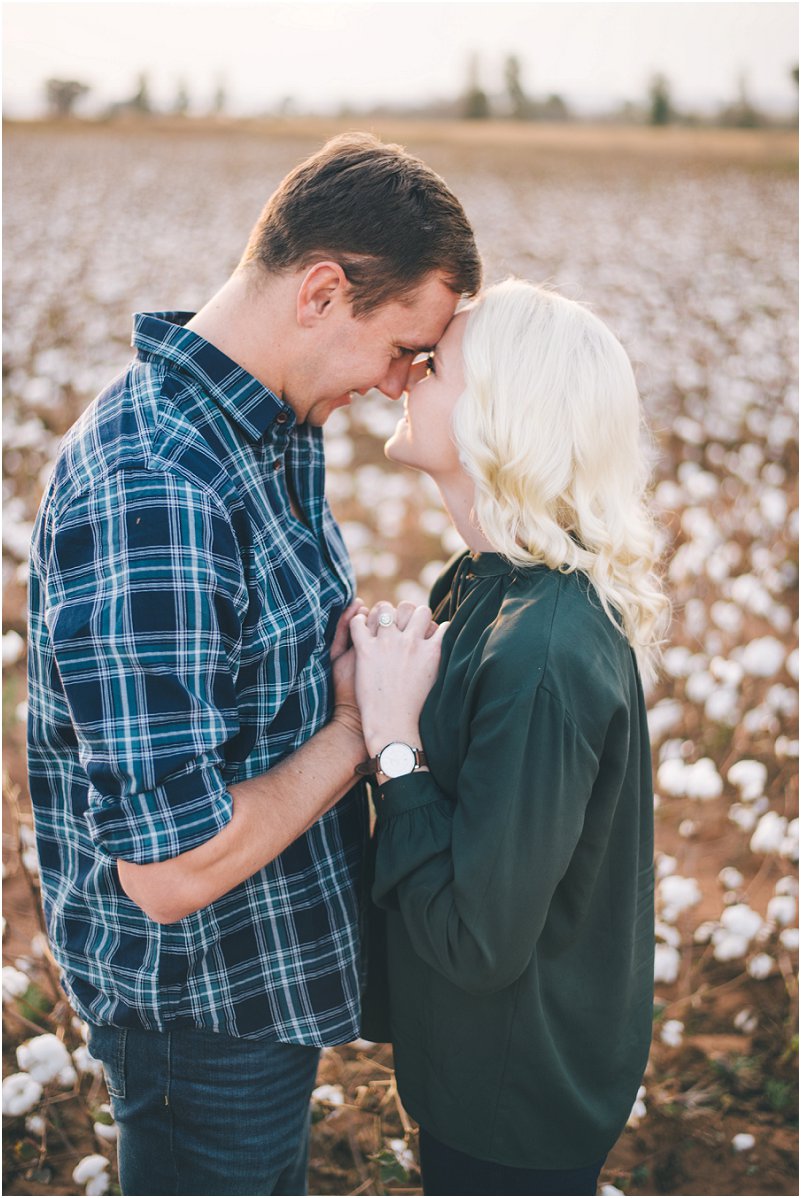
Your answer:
[350,602,449,756]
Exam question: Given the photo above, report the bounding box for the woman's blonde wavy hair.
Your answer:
[452,279,670,685]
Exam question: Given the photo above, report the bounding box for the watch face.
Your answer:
[378,742,417,778]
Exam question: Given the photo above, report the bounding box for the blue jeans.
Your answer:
[87,1023,321,1196]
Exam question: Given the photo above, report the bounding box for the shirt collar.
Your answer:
[132,311,295,443]
[466,551,517,577]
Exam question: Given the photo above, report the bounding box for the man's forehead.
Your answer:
[395,293,459,347]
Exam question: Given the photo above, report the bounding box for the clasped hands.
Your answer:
[330,598,448,758]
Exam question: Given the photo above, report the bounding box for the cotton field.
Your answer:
[2,120,798,1196]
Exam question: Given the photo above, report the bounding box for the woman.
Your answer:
[349,280,669,1197]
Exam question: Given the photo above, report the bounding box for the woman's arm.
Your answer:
[351,604,601,996]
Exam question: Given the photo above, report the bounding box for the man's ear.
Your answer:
[296,261,349,327]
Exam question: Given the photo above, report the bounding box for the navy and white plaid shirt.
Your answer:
[27,312,368,1044]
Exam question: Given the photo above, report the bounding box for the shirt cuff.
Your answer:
[84,760,234,864]
[375,772,448,823]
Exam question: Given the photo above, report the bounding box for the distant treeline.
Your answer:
[41,56,800,128]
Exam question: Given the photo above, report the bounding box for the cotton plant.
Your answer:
[16,1032,76,1087]
[72,1154,111,1196]
[2,1071,43,1116]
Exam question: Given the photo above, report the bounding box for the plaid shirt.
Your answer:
[27,312,367,1045]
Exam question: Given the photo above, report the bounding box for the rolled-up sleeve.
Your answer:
[44,468,247,864]
[373,684,600,995]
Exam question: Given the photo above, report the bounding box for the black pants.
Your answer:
[419,1127,605,1196]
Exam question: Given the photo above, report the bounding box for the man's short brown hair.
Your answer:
[241,132,481,316]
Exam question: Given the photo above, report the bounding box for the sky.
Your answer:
[3,0,799,118]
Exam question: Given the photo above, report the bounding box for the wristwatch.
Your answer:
[355,741,427,779]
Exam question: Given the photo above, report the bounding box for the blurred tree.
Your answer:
[719,72,765,128]
[463,54,490,120]
[540,93,570,122]
[649,73,672,125]
[504,54,530,119]
[173,79,190,116]
[212,77,227,115]
[45,78,90,118]
[131,72,152,114]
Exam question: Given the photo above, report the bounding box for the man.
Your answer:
[27,132,481,1196]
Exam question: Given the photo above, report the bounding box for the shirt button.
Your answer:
[275,411,289,424]
[273,459,282,471]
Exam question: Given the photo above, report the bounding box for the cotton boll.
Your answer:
[734,1009,758,1034]
[694,921,717,944]
[2,629,25,665]
[626,1085,647,1128]
[679,819,697,838]
[736,636,787,677]
[2,965,30,1002]
[787,649,799,681]
[718,866,744,891]
[655,854,677,880]
[765,684,798,717]
[710,601,744,636]
[731,1133,756,1153]
[655,921,681,948]
[311,1084,345,1107]
[710,657,744,688]
[25,1112,45,1135]
[16,1033,72,1086]
[683,758,723,800]
[775,737,799,759]
[712,931,750,962]
[600,1187,625,1197]
[685,671,716,705]
[654,943,681,984]
[750,812,788,855]
[662,646,694,677]
[727,760,767,802]
[705,688,739,725]
[658,875,701,919]
[57,1063,78,1088]
[774,876,799,897]
[742,705,779,736]
[779,928,800,951]
[660,1020,684,1048]
[94,1121,118,1143]
[85,1173,111,1197]
[729,804,758,832]
[2,1072,43,1116]
[73,1045,104,1079]
[720,904,763,942]
[388,1138,416,1173]
[747,953,774,980]
[653,480,684,511]
[647,700,684,742]
[780,819,799,861]
[657,757,687,797]
[767,895,796,926]
[72,1156,110,1186]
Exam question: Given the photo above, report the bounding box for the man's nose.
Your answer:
[377,356,413,401]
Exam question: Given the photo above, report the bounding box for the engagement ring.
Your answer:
[377,611,395,628]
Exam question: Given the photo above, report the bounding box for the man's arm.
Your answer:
[46,468,367,925]
[118,701,364,924]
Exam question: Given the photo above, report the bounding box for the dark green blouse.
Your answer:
[372,550,655,1170]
